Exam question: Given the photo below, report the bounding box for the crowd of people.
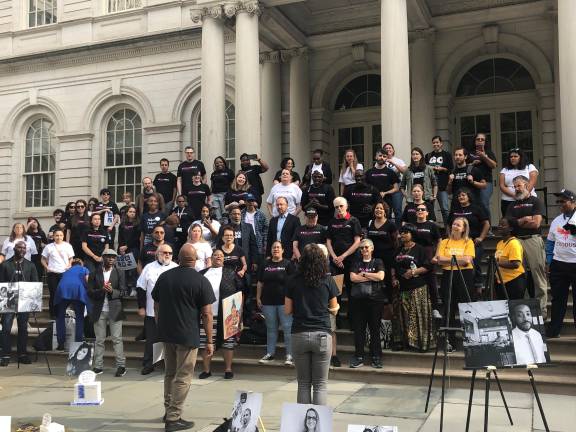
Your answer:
[0,137,574,394]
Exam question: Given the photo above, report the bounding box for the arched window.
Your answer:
[105,108,142,200]
[456,58,535,97]
[196,101,236,171]
[24,118,56,207]
[334,74,381,111]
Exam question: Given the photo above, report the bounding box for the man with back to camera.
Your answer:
[0,241,39,367]
[154,158,178,210]
[239,153,269,207]
[545,188,576,338]
[152,243,215,432]
[511,302,546,365]
[177,147,207,197]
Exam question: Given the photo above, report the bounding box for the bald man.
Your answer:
[152,243,215,431]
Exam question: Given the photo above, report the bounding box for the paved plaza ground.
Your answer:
[0,361,573,432]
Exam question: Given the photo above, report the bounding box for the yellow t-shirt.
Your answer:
[436,238,475,270]
[495,237,525,283]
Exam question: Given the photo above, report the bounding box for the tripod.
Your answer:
[484,254,509,301]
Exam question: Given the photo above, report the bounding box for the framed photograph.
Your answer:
[280,403,332,432]
[222,291,243,339]
[508,299,551,366]
[66,341,94,376]
[230,391,263,432]
[347,426,398,432]
[17,282,43,313]
[0,284,18,314]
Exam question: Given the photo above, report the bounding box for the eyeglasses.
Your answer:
[416,208,428,212]
[509,147,521,153]
[69,205,76,209]
[101,192,110,196]
[160,251,173,255]
[77,205,85,208]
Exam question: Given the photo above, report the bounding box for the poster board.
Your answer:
[116,253,137,270]
[17,282,43,313]
[280,403,332,432]
[0,284,18,314]
[66,342,94,376]
[459,299,550,369]
[223,291,243,339]
[230,391,263,432]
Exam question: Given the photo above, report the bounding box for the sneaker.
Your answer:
[0,357,9,367]
[115,366,127,377]
[432,309,443,319]
[92,368,104,375]
[130,289,137,297]
[165,418,195,432]
[224,371,234,379]
[259,353,275,364]
[349,357,364,368]
[284,355,294,366]
[330,355,341,368]
[198,371,212,379]
[141,366,155,375]
[371,357,383,369]
[18,355,32,365]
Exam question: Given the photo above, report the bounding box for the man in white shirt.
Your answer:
[137,244,178,375]
[511,303,547,365]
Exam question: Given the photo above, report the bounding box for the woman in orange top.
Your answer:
[432,217,475,345]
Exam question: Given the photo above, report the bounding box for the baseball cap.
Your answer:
[305,207,318,217]
[554,189,576,201]
[102,248,118,257]
[245,193,257,202]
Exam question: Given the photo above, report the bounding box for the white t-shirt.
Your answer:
[203,267,223,316]
[136,260,179,317]
[500,164,538,201]
[339,163,364,186]
[191,219,221,247]
[547,213,576,263]
[244,211,256,233]
[102,269,112,312]
[384,157,406,175]
[266,182,303,216]
[1,236,38,261]
[41,242,75,273]
[311,162,324,175]
[190,241,213,272]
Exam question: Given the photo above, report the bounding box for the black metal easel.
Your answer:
[527,364,550,432]
[484,254,509,301]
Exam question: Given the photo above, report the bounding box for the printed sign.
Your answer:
[223,291,243,339]
[116,253,137,270]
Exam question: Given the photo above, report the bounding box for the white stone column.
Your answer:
[230,0,262,159]
[286,48,310,171]
[192,6,226,167]
[558,0,576,190]
[381,0,412,162]
[260,51,282,191]
[410,29,436,152]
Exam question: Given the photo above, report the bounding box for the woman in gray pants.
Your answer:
[285,243,340,405]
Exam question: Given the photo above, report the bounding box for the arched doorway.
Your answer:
[331,73,381,176]
[454,58,539,217]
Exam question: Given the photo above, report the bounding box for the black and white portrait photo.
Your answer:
[459,300,516,368]
[230,391,262,432]
[347,425,398,432]
[0,284,18,314]
[509,299,550,366]
[16,281,43,313]
[66,341,94,376]
[280,403,332,432]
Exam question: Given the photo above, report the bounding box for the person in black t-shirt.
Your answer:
[301,171,336,226]
[171,195,194,249]
[139,194,166,248]
[273,157,301,186]
[48,208,66,242]
[94,188,121,246]
[401,184,436,224]
[151,244,215,428]
[153,158,178,209]
[301,149,334,187]
[221,226,248,285]
[367,201,397,292]
[177,146,207,197]
[67,199,89,258]
[344,170,379,228]
[425,136,454,224]
[136,176,167,215]
[81,213,109,274]
[466,133,497,224]
[186,170,211,220]
[365,149,400,209]
[256,241,295,364]
[292,208,327,260]
[118,204,141,291]
[138,225,167,272]
[210,156,235,221]
[448,147,486,210]
[239,153,269,207]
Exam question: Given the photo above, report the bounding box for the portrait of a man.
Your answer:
[509,300,549,365]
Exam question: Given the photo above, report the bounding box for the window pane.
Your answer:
[500,112,516,132]
[517,111,532,131]
[476,115,491,134]
[334,74,381,110]
[460,117,475,135]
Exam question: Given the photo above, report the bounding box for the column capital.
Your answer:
[190,5,224,24]
[224,0,261,18]
[280,46,308,62]
[260,50,281,64]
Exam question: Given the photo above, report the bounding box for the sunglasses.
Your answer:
[160,251,173,255]
[416,208,428,212]
[76,205,85,208]
[509,147,521,153]
[69,205,76,209]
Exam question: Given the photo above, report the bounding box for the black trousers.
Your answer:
[548,260,576,336]
[143,316,159,367]
[496,274,526,300]
[440,269,474,328]
[46,272,63,318]
[1,313,29,357]
[350,298,383,358]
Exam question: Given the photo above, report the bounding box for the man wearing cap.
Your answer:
[266,197,301,260]
[292,207,327,261]
[505,175,548,317]
[239,153,269,207]
[302,149,333,186]
[242,194,268,263]
[87,248,127,377]
[545,188,576,338]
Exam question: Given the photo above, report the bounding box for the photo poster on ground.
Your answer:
[66,341,94,376]
[459,299,551,369]
[280,403,333,432]
[16,281,43,313]
[347,425,398,432]
[223,291,243,339]
[0,283,18,314]
[116,253,137,270]
[229,391,263,432]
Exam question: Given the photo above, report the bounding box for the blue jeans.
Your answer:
[437,190,450,224]
[56,300,85,346]
[262,305,293,356]
[211,193,226,221]
[292,331,332,405]
[478,182,493,226]
[389,191,404,228]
